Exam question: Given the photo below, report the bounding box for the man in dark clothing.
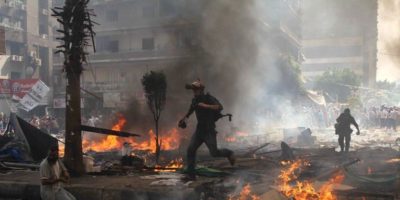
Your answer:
[335,108,360,152]
[179,80,235,180]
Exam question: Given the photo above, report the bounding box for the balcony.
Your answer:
[3,0,25,11]
[53,81,132,95]
[83,82,131,93]
[54,49,197,66]
[95,16,194,33]
[91,0,133,6]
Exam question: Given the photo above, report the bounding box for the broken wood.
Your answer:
[81,125,140,138]
[312,158,360,181]
[1,162,39,169]
[280,142,295,160]
[143,166,181,171]
[242,143,270,157]
[256,149,282,155]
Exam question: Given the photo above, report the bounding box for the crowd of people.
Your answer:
[29,114,60,134]
[361,106,400,131]
[263,103,400,131]
[302,104,400,131]
[0,112,9,133]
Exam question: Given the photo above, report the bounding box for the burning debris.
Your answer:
[154,158,184,172]
[228,183,260,200]
[81,115,181,154]
[277,159,344,200]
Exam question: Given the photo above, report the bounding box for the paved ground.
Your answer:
[0,128,399,200]
[0,170,214,200]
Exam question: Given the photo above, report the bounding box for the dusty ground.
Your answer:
[0,128,399,200]
[1,147,398,199]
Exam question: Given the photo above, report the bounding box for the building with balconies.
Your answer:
[301,0,378,86]
[52,0,202,111]
[0,0,56,114]
[0,0,56,83]
[52,0,302,113]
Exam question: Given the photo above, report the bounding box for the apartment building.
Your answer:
[301,0,378,86]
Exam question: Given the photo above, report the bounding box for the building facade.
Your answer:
[301,0,378,86]
[51,0,301,114]
[0,0,55,83]
[53,0,202,112]
[0,0,56,114]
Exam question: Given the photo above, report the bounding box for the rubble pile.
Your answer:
[0,114,399,200]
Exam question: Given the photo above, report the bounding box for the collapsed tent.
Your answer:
[0,113,58,162]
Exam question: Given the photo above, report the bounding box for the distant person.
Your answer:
[335,108,360,152]
[0,112,4,131]
[179,80,235,180]
[39,146,76,200]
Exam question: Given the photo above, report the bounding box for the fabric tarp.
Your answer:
[306,90,326,106]
[4,113,58,161]
[344,167,399,184]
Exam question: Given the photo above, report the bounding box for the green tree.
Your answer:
[314,69,361,102]
[141,71,167,163]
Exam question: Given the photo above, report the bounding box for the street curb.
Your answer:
[0,181,197,200]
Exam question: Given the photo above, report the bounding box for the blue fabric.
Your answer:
[0,147,23,161]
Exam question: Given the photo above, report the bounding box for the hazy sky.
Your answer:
[377,0,400,81]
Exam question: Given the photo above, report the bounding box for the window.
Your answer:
[142,38,154,50]
[159,0,177,16]
[96,36,109,52]
[39,24,48,35]
[10,72,21,80]
[108,40,119,52]
[142,6,155,18]
[106,10,118,22]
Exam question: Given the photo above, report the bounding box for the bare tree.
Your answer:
[52,0,96,174]
[141,71,167,163]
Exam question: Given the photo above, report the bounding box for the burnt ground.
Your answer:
[0,146,398,200]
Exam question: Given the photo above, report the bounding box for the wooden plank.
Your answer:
[81,125,140,137]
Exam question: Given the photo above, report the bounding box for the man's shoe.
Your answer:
[228,153,236,166]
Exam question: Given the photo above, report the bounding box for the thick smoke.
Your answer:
[194,0,305,129]
[115,0,307,135]
[121,0,306,134]
[377,0,400,81]
[194,0,310,130]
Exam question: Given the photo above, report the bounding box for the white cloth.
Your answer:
[39,159,76,200]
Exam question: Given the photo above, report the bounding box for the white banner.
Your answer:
[18,80,50,111]
[30,80,50,100]
[19,94,39,111]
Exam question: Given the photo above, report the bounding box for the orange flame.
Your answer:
[82,117,127,152]
[82,115,181,153]
[228,183,260,200]
[319,172,345,200]
[59,142,65,157]
[278,159,344,200]
[154,157,184,172]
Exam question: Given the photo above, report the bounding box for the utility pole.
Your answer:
[52,0,96,175]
